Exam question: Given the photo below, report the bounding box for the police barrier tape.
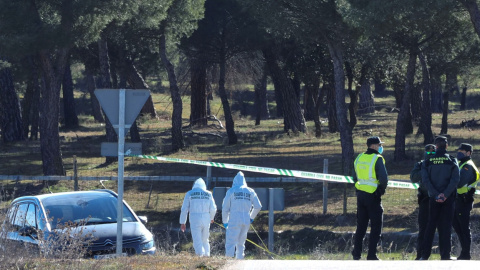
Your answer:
[128,154,428,191]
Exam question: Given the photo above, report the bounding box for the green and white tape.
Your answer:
[128,153,420,190]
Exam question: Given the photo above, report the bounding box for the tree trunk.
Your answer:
[411,82,422,125]
[303,85,315,121]
[206,69,213,116]
[264,48,306,133]
[345,61,358,129]
[374,72,387,93]
[38,49,68,176]
[357,65,374,114]
[441,91,449,135]
[98,36,117,164]
[113,59,140,143]
[430,71,443,113]
[304,77,322,137]
[418,52,434,145]
[394,49,416,161]
[62,60,79,128]
[254,62,269,125]
[23,69,34,138]
[460,87,467,110]
[441,69,457,135]
[327,41,354,176]
[31,66,41,140]
[125,60,157,119]
[392,83,403,109]
[218,33,237,144]
[459,0,480,39]
[325,81,338,133]
[84,63,104,122]
[159,32,185,151]
[22,56,40,139]
[190,57,208,126]
[0,65,25,142]
[272,81,284,118]
[291,74,301,100]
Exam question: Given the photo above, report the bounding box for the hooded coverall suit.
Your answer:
[180,178,217,256]
[222,171,262,259]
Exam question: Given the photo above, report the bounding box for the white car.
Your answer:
[4,189,156,258]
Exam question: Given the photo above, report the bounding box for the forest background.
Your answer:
[1,0,480,267]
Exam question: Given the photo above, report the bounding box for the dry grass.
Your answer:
[0,254,228,270]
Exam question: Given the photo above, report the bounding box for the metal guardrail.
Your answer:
[0,175,372,183]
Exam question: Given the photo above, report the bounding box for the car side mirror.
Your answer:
[138,216,148,224]
[19,226,37,239]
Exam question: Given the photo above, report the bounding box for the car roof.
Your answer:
[11,189,117,204]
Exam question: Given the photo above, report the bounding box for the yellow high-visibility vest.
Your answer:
[457,160,480,194]
[354,153,383,193]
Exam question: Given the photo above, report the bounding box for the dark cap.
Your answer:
[434,136,448,144]
[457,143,473,152]
[366,136,384,146]
[424,144,435,152]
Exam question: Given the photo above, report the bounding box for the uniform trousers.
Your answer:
[421,195,455,260]
[452,193,474,259]
[416,193,429,259]
[352,190,383,259]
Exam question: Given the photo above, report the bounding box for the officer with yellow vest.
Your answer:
[452,143,479,260]
[351,136,388,260]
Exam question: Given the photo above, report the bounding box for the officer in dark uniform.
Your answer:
[420,136,460,260]
[453,143,479,260]
[410,144,436,260]
[351,136,388,260]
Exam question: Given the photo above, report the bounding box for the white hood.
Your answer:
[232,171,247,187]
[192,178,207,190]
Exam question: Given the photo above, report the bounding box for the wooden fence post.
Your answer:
[323,159,328,214]
[73,155,78,191]
[206,157,212,189]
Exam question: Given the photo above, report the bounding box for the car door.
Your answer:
[8,202,39,252]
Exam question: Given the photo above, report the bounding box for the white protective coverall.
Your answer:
[180,178,217,256]
[222,171,262,259]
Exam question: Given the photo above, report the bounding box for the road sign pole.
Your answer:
[116,89,125,256]
[94,88,150,257]
[268,188,274,253]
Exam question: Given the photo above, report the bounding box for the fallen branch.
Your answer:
[460,118,480,128]
[207,115,224,129]
[187,130,223,138]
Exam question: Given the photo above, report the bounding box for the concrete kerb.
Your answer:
[220,259,476,270]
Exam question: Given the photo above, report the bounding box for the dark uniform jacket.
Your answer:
[410,160,429,197]
[421,148,460,199]
[353,148,389,195]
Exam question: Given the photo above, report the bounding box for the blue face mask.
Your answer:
[457,152,466,159]
[378,146,384,154]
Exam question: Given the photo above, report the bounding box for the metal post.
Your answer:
[73,155,78,191]
[206,157,212,189]
[268,188,274,253]
[323,159,328,214]
[116,89,125,256]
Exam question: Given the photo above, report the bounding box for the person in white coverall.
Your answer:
[222,171,262,259]
[180,178,217,257]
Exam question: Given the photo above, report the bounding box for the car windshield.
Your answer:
[41,192,136,229]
